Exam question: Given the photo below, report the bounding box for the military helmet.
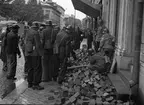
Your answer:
[45,20,52,26]
[31,22,39,28]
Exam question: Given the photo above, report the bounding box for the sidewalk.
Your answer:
[0,81,61,104]
[0,48,25,98]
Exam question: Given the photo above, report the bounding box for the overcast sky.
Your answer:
[53,0,86,20]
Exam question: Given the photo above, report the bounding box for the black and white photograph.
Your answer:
[0,0,142,104]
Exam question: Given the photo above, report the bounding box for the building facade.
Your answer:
[56,4,65,29]
[41,0,65,28]
[101,0,144,104]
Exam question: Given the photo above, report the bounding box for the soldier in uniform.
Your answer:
[56,26,73,84]
[41,20,55,82]
[6,24,21,80]
[99,28,115,61]
[25,22,44,90]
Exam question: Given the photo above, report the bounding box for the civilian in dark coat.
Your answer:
[25,22,44,90]
[6,24,21,80]
[41,21,55,82]
[0,25,12,71]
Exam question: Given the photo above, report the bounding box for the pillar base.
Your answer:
[115,49,133,71]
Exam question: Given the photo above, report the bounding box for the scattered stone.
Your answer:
[103,92,109,97]
[69,96,76,103]
[103,101,110,105]
[63,91,69,97]
[96,98,102,104]
[48,96,55,100]
[96,90,103,97]
[89,99,96,105]
[105,88,112,93]
[106,96,114,102]
[57,50,135,105]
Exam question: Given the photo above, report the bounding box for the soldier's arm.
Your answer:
[34,31,43,56]
[16,36,21,56]
[41,30,45,48]
[99,37,105,49]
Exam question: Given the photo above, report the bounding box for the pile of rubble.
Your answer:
[51,50,134,105]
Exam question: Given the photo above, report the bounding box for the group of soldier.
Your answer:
[0,20,83,90]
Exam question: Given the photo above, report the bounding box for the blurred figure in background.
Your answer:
[87,29,93,49]
[74,27,83,50]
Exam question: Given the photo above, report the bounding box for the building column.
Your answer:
[102,0,110,27]
[131,0,144,99]
[108,0,117,37]
[115,0,134,70]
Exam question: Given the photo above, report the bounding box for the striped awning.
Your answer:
[71,0,101,18]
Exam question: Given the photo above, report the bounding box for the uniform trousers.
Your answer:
[42,49,53,81]
[27,56,42,85]
[7,54,17,78]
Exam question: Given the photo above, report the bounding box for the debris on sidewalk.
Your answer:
[51,50,135,105]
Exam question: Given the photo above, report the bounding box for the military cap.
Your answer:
[45,20,52,26]
[31,22,39,28]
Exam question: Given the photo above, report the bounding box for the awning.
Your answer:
[71,0,101,18]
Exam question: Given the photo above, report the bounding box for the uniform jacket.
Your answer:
[42,26,55,49]
[6,31,20,55]
[54,30,71,58]
[25,28,43,56]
